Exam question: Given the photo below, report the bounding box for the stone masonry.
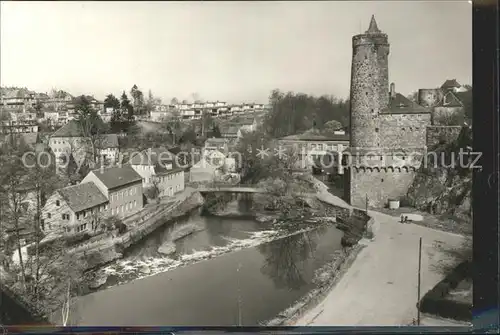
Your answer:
[345,16,432,208]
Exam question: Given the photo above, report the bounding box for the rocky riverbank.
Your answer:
[84,191,205,286]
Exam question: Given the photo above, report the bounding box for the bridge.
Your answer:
[196,183,267,194]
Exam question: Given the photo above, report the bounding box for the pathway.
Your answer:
[292,177,465,326]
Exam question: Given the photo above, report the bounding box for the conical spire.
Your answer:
[366,15,381,34]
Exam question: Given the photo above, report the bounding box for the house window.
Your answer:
[375,128,379,132]
[77,213,80,220]
[56,200,60,206]
[134,200,137,207]
[47,213,51,218]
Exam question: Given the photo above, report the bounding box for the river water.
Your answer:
[70,203,344,326]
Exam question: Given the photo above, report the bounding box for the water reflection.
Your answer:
[258,226,327,290]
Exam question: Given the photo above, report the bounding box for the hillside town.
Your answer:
[1,3,473,331]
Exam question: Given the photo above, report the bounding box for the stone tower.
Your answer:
[349,15,390,150]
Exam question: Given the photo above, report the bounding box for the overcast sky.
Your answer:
[1,1,471,104]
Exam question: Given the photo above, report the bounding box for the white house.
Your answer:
[41,182,110,237]
[128,147,185,197]
[81,166,144,219]
[49,120,120,165]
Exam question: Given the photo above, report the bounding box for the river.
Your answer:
[68,202,345,326]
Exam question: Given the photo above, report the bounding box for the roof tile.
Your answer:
[90,165,142,190]
[58,182,108,213]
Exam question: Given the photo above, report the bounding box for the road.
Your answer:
[292,177,465,326]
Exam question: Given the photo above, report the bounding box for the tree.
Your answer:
[0,144,30,289]
[161,111,182,145]
[104,94,120,111]
[263,89,349,138]
[323,120,344,134]
[73,95,109,166]
[171,97,179,105]
[145,90,155,114]
[212,124,222,138]
[179,126,197,145]
[120,91,134,122]
[144,179,162,203]
[130,85,144,115]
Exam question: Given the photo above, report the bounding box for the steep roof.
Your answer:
[57,182,108,213]
[383,93,431,114]
[441,79,461,90]
[366,15,381,34]
[438,91,464,107]
[51,120,83,137]
[90,165,142,189]
[455,90,472,108]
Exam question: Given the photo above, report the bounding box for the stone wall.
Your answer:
[378,113,431,149]
[349,33,389,149]
[349,167,416,208]
[426,126,462,148]
[418,89,443,108]
[432,107,464,126]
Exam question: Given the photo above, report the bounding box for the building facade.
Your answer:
[129,148,185,197]
[41,182,109,236]
[345,16,432,208]
[417,80,471,126]
[81,166,144,219]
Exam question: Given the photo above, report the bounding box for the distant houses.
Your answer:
[417,79,472,125]
[49,120,120,166]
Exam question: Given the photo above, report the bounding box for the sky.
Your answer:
[1,1,472,104]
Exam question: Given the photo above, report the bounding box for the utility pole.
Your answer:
[417,237,422,325]
[365,194,368,213]
[236,263,243,326]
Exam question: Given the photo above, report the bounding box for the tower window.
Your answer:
[366,92,368,96]
[381,179,384,182]
[375,127,379,132]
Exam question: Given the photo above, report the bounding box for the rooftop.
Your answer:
[57,182,108,213]
[441,79,461,90]
[437,91,464,108]
[383,93,431,115]
[89,165,142,190]
[366,15,381,34]
[51,120,83,137]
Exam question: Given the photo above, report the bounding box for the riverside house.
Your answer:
[81,165,144,219]
[129,147,185,197]
[41,182,109,236]
[49,120,120,165]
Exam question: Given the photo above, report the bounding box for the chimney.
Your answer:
[390,83,395,98]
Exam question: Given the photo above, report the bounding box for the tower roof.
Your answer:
[366,15,381,34]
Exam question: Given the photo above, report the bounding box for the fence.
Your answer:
[69,202,178,254]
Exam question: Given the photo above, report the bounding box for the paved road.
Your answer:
[292,178,465,326]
